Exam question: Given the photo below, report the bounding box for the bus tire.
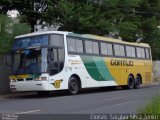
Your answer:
[134,75,141,89]
[68,77,79,95]
[127,75,135,89]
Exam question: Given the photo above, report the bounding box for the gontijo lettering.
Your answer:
[110,59,133,66]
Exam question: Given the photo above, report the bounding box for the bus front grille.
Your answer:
[26,78,33,81]
[17,79,24,81]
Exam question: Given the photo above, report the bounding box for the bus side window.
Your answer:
[141,48,145,58]
[119,45,125,56]
[67,37,76,52]
[145,48,150,59]
[106,43,113,55]
[126,46,132,57]
[76,39,83,53]
[85,41,93,54]
[114,44,120,56]
[58,48,65,70]
[136,47,145,58]
[92,41,99,54]
[100,42,113,56]
[126,46,136,58]
[50,34,64,47]
[131,47,136,57]
[114,44,125,57]
[101,42,107,55]
[136,47,142,58]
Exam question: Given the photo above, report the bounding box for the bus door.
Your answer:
[47,48,64,76]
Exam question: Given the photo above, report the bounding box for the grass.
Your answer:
[138,96,160,114]
[127,96,160,120]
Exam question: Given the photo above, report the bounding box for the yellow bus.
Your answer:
[9,31,152,95]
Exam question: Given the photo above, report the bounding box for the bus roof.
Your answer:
[68,33,150,48]
[15,31,150,48]
[15,31,70,39]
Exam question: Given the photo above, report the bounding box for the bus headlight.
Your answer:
[11,79,17,82]
[35,77,47,81]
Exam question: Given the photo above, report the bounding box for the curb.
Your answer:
[141,82,160,88]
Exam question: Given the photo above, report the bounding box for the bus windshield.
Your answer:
[13,35,48,50]
[12,48,48,75]
[11,33,65,75]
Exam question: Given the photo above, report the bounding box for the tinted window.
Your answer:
[67,37,84,53]
[100,42,113,55]
[120,45,125,56]
[101,43,107,55]
[114,44,120,56]
[141,48,145,58]
[47,48,65,75]
[107,44,113,55]
[92,42,99,54]
[13,35,48,50]
[85,41,93,54]
[58,49,65,70]
[114,44,125,56]
[67,37,76,52]
[131,47,136,57]
[126,46,132,57]
[76,39,83,53]
[50,34,64,47]
[136,47,145,58]
[145,48,150,58]
[136,47,141,58]
[126,46,136,57]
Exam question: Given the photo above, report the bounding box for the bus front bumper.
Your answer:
[10,81,54,92]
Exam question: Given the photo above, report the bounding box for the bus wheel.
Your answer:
[134,76,141,89]
[127,76,135,89]
[68,77,79,95]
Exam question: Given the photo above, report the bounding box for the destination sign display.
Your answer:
[12,35,48,50]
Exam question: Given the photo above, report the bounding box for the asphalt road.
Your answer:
[0,85,160,119]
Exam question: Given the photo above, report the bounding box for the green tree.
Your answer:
[142,17,160,60]
[0,0,47,32]
[46,0,113,35]
[118,22,138,41]
[138,0,160,59]
[104,0,142,40]
[46,0,160,59]
[0,14,30,53]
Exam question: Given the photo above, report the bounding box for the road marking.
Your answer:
[103,93,147,101]
[95,100,139,111]
[48,96,73,100]
[49,96,67,100]
[16,110,40,114]
[105,101,135,108]
[104,96,125,101]
[72,100,140,113]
